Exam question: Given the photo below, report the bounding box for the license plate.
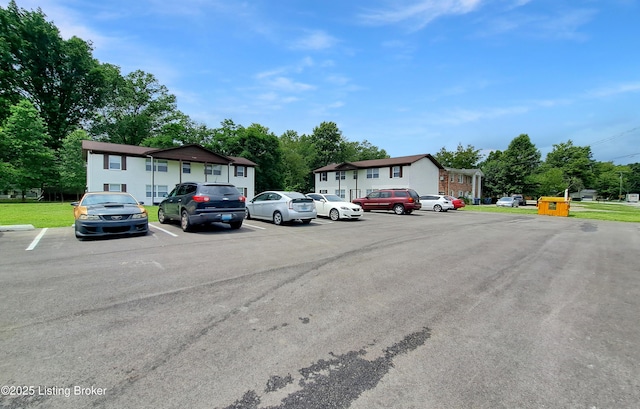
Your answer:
[222,214,232,221]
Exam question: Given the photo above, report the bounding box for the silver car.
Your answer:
[245,191,317,225]
[496,196,519,207]
[419,194,455,212]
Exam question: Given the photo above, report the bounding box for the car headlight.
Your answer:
[79,214,100,220]
[132,213,148,219]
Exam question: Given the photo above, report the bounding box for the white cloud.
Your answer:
[359,0,483,30]
[585,82,640,98]
[290,30,338,50]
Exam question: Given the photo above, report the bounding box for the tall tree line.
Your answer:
[434,136,637,200]
[0,2,387,198]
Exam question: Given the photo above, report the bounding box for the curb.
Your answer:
[0,224,35,231]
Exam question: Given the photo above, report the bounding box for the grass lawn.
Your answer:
[461,201,640,223]
[0,200,638,228]
[0,201,159,228]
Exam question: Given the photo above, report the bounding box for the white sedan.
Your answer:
[306,193,363,221]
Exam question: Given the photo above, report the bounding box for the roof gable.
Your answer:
[82,141,256,166]
[314,154,443,172]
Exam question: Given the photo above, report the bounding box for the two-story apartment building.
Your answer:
[82,141,257,204]
[313,154,445,200]
[314,154,484,201]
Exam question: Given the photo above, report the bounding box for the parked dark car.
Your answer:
[71,192,148,240]
[158,182,245,231]
[352,188,421,214]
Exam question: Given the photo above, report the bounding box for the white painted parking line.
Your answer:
[242,223,266,230]
[26,228,48,251]
[149,224,179,237]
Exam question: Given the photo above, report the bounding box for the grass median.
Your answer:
[0,200,638,228]
[0,201,159,228]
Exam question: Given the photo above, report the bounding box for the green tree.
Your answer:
[349,140,389,161]
[309,121,348,168]
[529,165,566,197]
[502,134,541,195]
[434,143,482,168]
[0,100,55,199]
[58,129,89,199]
[479,150,507,198]
[0,1,109,149]
[90,69,178,146]
[222,123,284,192]
[545,140,595,193]
[280,130,313,192]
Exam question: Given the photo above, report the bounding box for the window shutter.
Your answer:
[103,183,108,191]
[234,166,238,177]
[399,166,403,178]
[103,155,109,169]
[389,167,393,178]
[122,156,127,170]
[244,167,248,178]
[122,184,127,192]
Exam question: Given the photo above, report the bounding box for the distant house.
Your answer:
[440,168,484,200]
[82,141,257,204]
[313,154,484,201]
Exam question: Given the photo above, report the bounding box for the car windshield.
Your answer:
[499,197,511,201]
[323,194,344,202]
[82,194,138,206]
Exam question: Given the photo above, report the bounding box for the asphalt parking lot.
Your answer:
[1,210,639,409]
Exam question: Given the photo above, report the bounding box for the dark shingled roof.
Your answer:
[314,154,443,172]
[82,140,257,166]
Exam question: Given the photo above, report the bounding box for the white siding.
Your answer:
[314,158,440,200]
[86,153,255,204]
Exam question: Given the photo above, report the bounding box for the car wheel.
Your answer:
[393,204,405,215]
[181,210,192,232]
[434,204,442,212]
[273,211,283,225]
[158,208,167,224]
[329,208,340,221]
[302,219,312,224]
[245,208,251,219]
[229,221,242,229]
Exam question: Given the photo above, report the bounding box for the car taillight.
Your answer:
[239,196,246,202]
[192,195,210,202]
[288,200,293,209]
[408,197,414,202]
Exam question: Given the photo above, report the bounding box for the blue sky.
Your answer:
[6,0,640,164]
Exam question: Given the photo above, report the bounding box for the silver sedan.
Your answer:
[245,191,317,225]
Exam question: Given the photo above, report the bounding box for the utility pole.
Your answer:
[619,171,627,201]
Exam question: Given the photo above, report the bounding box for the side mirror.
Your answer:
[70,202,78,207]
[139,201,145,205]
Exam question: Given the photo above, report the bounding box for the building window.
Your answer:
[335,171,346,180]
[205,164,212,175]
[335,189,346,198]
[450,174,455,182]
[353,171,358,179]
[183,162,191,174]
[366,168,379,179]
[235,166,245,177]
[320,189,328,194]
[458,174,464,183]
[392,166,402,178]
[320,172,327,181]
[213,165,222,175]
[146,185,168,198]
[109,155,121,170]
[146,159,168,172]
[107,184,122,192]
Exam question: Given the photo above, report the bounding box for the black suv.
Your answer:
[352,188,422,214]
[158,182,245,231]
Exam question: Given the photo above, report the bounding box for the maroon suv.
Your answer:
[352,188,421,214]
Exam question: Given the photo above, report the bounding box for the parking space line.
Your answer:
[242,223,266,230]
[26,228,48,251]
[149,224,179,237]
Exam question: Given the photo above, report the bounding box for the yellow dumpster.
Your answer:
[537,197,570,217]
